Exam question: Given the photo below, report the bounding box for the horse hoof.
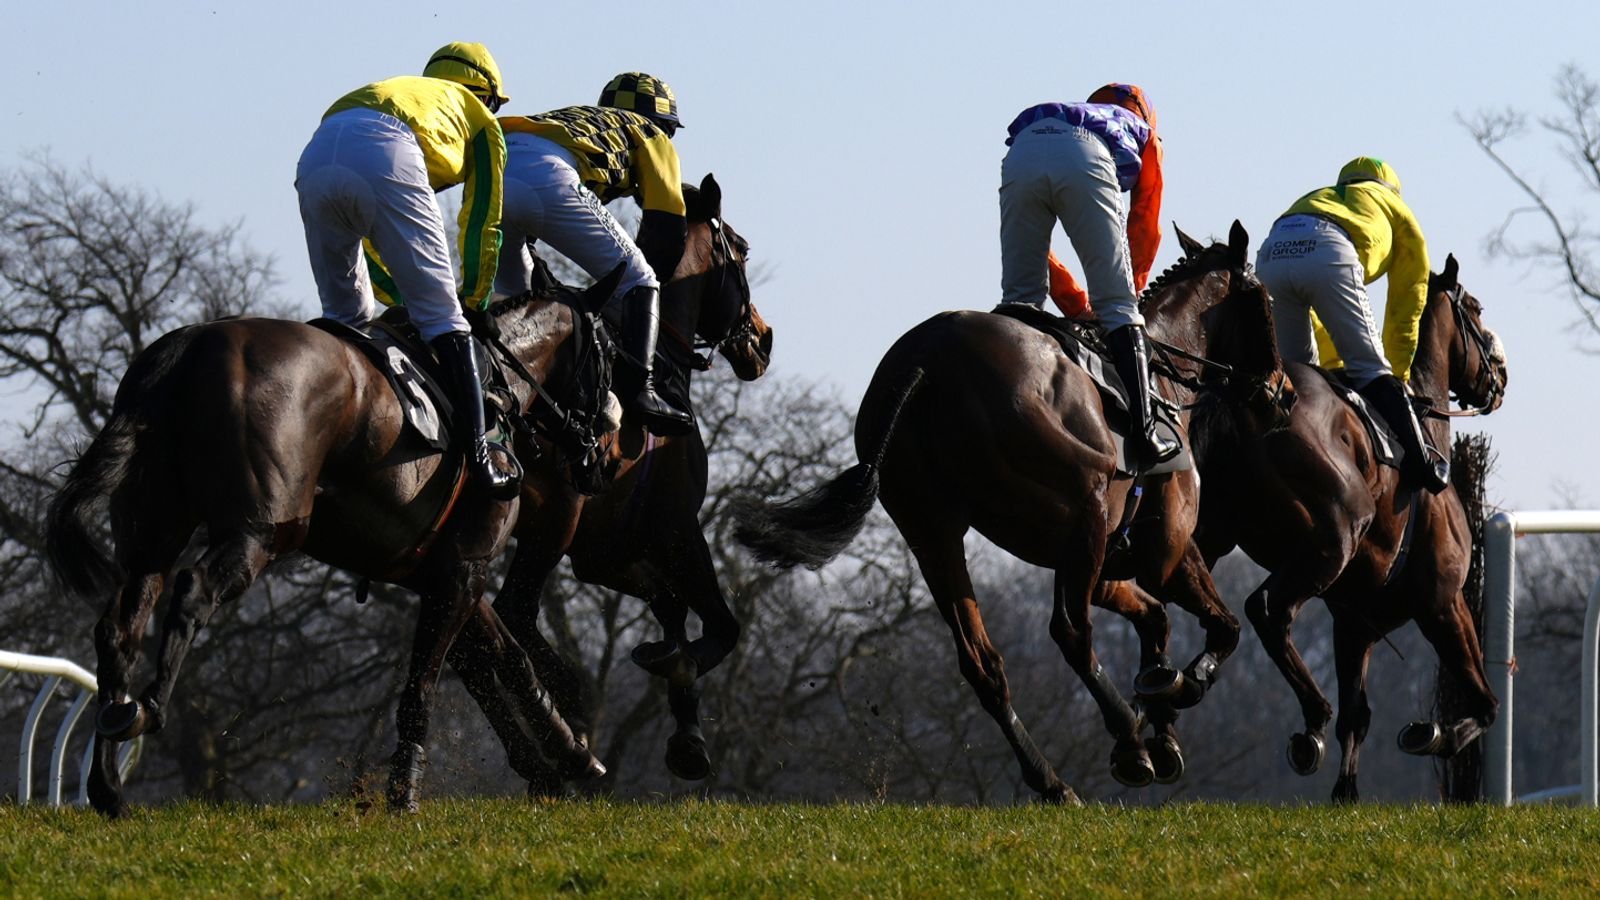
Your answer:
[1332,778,1360,804]
[665,733,712,781]
[1169,673,1210,709]
[1287,732,1325,775]
[557,746,607,782]
[1134,665,1184,701]
[95,700,147,741]
[387,794,421,814]
[1397,721,1445,756]
[1110,746,1155,788]
[1148,735,1185,784]
[631,641,698,686]
[1041,784,1084,806]
[526,772,567,800]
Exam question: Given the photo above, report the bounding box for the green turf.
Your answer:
[2,800,1597,897]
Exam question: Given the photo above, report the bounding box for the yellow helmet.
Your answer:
[1337,156,1402,195]
[423,42,509,112]
[599,72,682,130]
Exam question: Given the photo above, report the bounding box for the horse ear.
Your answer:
[699,173,722,220]
[1441,253,1459,287]
[1173,222,1205,258]
[1228,219,1249,266]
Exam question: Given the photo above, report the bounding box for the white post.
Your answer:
[1484,512,1518,805]
[1584,573,1600,807]
[0,649,134,807]
[1481,510,1600,806]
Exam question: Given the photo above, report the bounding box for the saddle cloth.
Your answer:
[308,315,459,451]
[991,304,1191,476]
[1307,368,1403,470]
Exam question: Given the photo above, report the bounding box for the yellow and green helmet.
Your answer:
[423,42,510,111]
[599,72,682,130]
[1337,156,1402,195]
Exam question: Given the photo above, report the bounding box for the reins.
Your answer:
[1421,283,1504,419]
[659,216,755,369]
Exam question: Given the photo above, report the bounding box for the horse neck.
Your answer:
[1407,289,1453,405]
[1146,270,1281,390]
[496,297,577,385]
[658,272,705,358]
[1407,288,1455,454]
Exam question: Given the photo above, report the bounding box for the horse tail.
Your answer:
[735,366,926,570]
[45,412,139,599]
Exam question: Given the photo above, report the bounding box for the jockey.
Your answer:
[493,72,695,437]
[998,83,1178,471]
[1256,156,1449,494]
[295,41,517,498]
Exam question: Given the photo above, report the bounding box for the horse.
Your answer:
[1190,252,1508,802]
[734,223,1285,803]
[40,172,747,816]
[444,174,772,791]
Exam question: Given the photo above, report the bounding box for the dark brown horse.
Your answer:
[445,175,772,791]
[734,224,1283,802]
[1191,252,1508,801]
[41,172,750,816]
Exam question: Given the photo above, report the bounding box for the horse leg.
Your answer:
[640,527,740,781]
[450,600,604,793]
[445,605,565,798]
[388,565,485,813]
[627,522,739,683]
[137,530,275,736]
[451,536,593,797]
[495,539,591,742]
[88,570,166,817]
[1147,541,1242,710]
[1096,581,1177,700]
[1330,614,1377,803]
[1244,570,1335,776]
[1052,559,1152,789]
[1400,590,1499,758]
[912,534,1079,804]
[1094,582,1184,782]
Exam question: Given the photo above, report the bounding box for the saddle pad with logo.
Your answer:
[308,317,452,451]
[990,304,1190,476]
[1309,368,1402,470]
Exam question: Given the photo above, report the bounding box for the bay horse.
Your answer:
[735,223,1283,803]
[41,172,747,816]
[444,175,771,791]
[1191,252,1508,801]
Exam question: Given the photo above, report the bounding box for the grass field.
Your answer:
[3,799,1599,897]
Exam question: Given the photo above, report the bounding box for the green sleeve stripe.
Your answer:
[459,129,496,307]
[366,248,402,306]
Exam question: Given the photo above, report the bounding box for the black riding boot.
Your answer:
[430,331,520,500]
[1106,324,1182,471]
[621,285,695,436]
[1361,374,1449,494]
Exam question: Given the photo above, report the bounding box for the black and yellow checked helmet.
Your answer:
[598,72,682,130]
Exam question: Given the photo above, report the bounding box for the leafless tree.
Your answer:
[1462,63,1600,342]
[0,156,414,805]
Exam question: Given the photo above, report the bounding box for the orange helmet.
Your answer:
[1088,83,1155,131]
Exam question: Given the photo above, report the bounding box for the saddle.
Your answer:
[308,312,472,452]
[991,304,1191,476]
[1308,368,1403,472]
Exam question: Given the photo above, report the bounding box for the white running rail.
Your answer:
[1482,510,1600,806]
[1,650,139,806]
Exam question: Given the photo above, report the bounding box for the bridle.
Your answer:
[661,216,758,369]
[1145,263,1294,424]
[1430,283,1505,418]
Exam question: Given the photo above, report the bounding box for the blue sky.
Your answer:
[4,0,1598,510]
